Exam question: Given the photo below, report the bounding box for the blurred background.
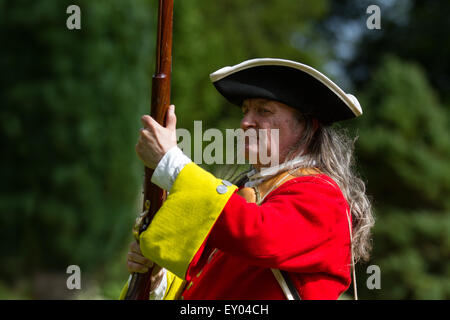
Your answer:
[1,0,449,299]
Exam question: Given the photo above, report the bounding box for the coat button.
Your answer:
[222,180,232,186]
[216,185,228,194]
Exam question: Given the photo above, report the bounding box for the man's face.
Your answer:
[240,98,304,167]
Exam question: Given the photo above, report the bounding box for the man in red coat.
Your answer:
[123,58,374,300]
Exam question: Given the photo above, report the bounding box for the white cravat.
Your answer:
[244,154,316,188]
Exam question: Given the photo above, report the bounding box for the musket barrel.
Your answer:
[124,0,174,300]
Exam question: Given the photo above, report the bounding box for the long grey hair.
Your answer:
[222,114,375,264]
[291,115,375,263]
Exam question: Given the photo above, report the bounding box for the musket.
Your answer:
[124,0,173,300]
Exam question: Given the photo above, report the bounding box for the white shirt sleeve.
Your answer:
[151,146,192,192]
[149,268,168,300]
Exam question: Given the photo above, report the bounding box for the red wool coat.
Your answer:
[180,174,353,300]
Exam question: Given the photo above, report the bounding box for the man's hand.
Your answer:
[127,240,154,274]
[126,241,165,292]
[135,104,177,169]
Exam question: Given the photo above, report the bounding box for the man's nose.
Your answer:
[241,113,257,130]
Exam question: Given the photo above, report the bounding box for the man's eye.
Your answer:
[260,108,271,114]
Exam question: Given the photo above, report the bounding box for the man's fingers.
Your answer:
[141,115,160,131]
[127,261,149,274]
[127,241,155,274]
[130,241,141,254]
[165,105,177,131]
[151,265,163,277]
[128,252,154,268]
[139,127,153,141]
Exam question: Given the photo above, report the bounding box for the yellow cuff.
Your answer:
[163,271,186,300]
[118,278,129,300]
[139,162,237,279]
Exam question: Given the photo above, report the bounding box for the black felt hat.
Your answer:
[210,58,362,124]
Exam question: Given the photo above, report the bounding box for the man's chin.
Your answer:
[244,148,261,165]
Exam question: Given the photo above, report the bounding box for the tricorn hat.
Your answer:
[210,58,362,124]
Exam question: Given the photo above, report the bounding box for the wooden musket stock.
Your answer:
[124,0,174,300]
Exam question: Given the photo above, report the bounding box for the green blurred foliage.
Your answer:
[318,0,450,103]
[353,0,450,103]
[0,0,154,297]
[353,56,450,299]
